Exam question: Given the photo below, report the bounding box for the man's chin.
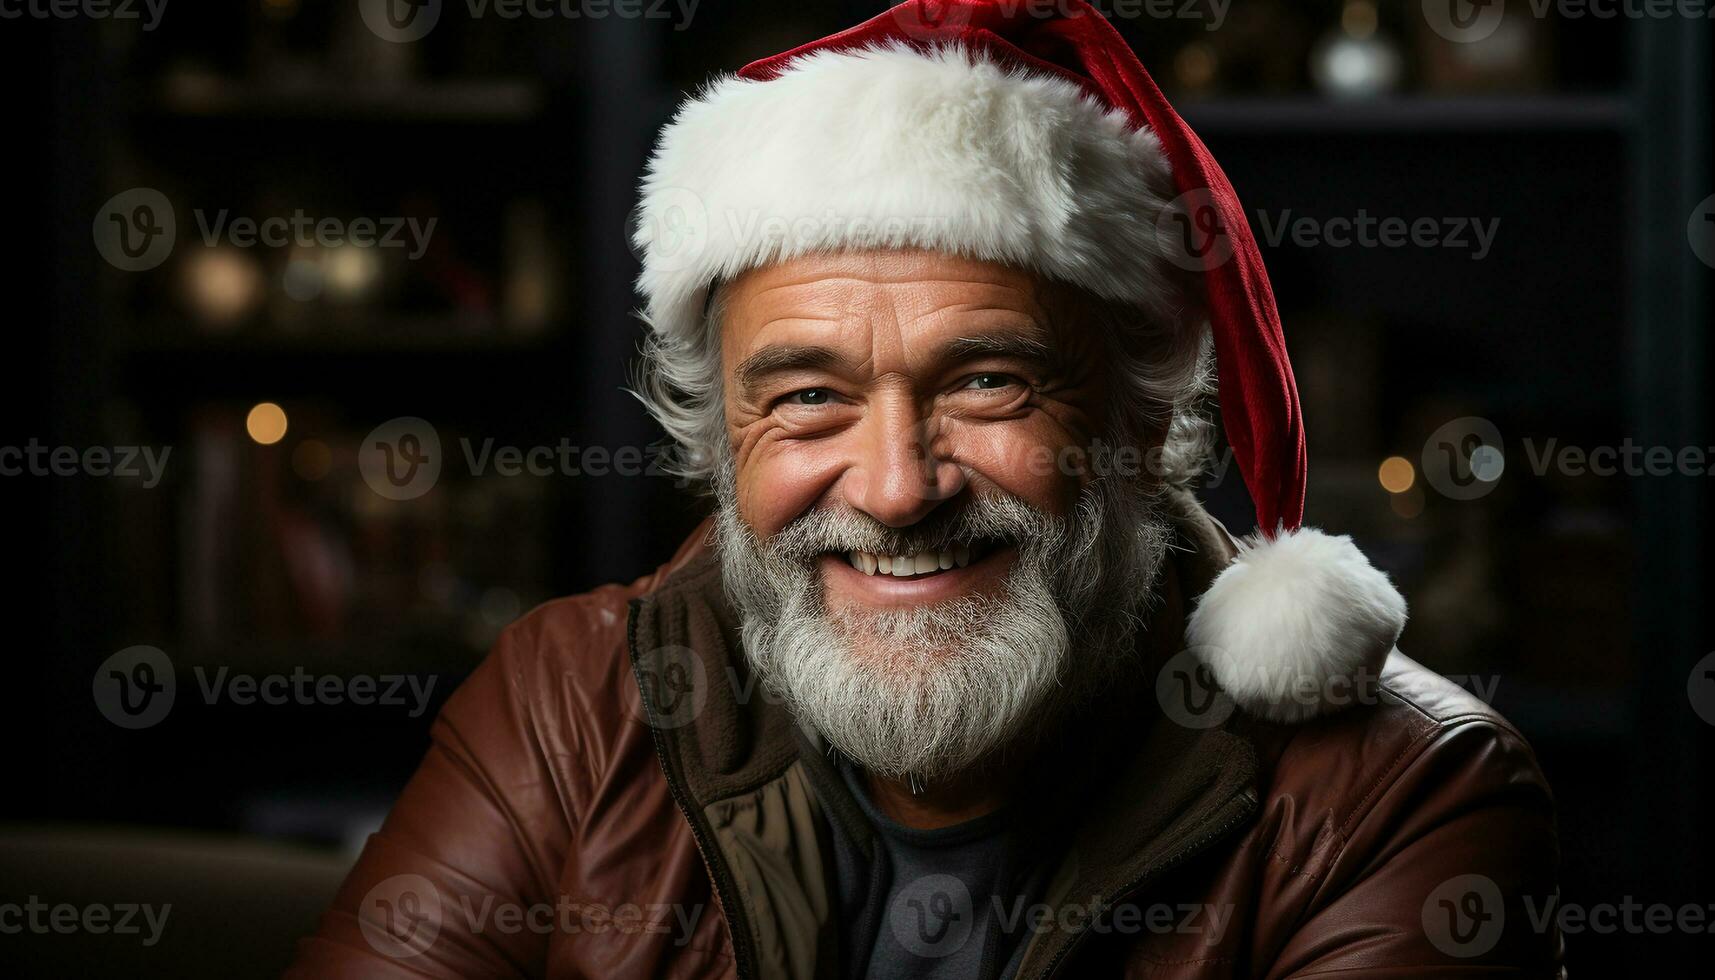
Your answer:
[820,623,980,680]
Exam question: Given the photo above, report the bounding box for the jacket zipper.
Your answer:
[1033,788,1260,980]
[627,600,760,980]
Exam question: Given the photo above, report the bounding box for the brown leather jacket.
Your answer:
[289,496,1564,978]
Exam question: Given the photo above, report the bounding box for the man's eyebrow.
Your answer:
[943,332,1056,365]
[733,344,852,397]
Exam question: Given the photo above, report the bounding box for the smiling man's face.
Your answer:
[723,249,1108,609]
[712,248,1172,780]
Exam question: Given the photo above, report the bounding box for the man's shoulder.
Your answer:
[446,522,718,729]
[495,521,716,675]
[1231,653,1562,973]
[1250,650,1553,879]
[1261,650,1544,801]
[1365,651,1544,799]
[1374,651,1519,736]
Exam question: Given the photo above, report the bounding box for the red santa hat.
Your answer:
[632,0,1406,722]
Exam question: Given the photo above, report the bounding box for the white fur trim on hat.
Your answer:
[632,42,1179,343]
[1186,527,1408,723]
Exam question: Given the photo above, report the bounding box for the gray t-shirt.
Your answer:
[828,759,1051,980]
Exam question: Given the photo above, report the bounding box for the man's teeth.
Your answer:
[846,547,972,576]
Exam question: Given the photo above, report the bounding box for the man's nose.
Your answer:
[846,402,967,528]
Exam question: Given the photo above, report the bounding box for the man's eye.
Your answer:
[963,373,1019,391]
[785,388,833,406]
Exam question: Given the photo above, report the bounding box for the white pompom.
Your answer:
[1186,527,1407,723]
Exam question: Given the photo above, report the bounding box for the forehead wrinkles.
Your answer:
[730,276,892,375]
[731,268,1049,374]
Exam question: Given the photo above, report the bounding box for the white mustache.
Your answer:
[758,493,1056,563]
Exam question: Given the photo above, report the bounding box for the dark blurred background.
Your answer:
[0,0,1709,975]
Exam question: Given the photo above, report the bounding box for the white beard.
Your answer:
[714,466,1172,783]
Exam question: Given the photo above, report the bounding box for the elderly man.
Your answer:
[292,2,1561,977]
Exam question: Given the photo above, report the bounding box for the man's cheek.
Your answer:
[939,423,1086,515]
[735,439,846,537]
